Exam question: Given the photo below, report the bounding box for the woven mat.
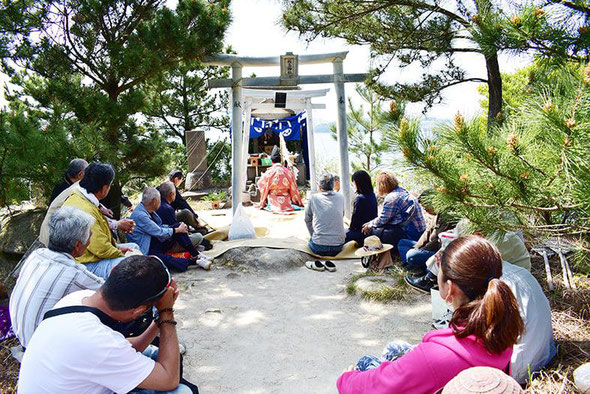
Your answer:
[203,226,359,260]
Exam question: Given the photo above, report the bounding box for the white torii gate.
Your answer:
[205,52,368,217]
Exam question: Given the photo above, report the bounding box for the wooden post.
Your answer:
[305,98,318,192]
[231,63,243,214]
[333,58,352,218]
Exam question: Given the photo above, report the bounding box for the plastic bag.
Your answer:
[228,205,256,241]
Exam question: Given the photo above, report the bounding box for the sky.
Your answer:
[1,0,533,124]
[223,0,532,123]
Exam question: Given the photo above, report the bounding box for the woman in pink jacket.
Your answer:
[337,235,525,394]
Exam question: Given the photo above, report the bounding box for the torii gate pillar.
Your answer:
[230,63,243,215]
[333,58,351,217]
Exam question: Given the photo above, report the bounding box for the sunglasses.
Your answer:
[139,256,172,304]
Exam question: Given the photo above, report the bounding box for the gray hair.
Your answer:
[319,173,335,191]
[142,187,161,205]
[66,158,88,179]
[159,181,175,201]
[48,206,95,253]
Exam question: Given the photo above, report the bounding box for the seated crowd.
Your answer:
[10,160,556,393]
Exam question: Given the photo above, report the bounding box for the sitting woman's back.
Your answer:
[337,236,524,394]
[346,170,378,246]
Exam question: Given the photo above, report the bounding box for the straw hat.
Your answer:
[355,235,393,257]
[442,367,523,394]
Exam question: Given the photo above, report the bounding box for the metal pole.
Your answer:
[333,59,352,217]
[231,63,243,215]
[305,99,318,192]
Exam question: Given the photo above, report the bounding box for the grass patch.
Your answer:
[346,266,411,303]
[523,254,590,392]
[346,282,357,295]
[362,285,406,302]
[0,337,19,393]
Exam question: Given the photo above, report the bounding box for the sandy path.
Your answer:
[174,260,432,393]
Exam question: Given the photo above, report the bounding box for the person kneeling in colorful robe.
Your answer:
[257,146,303,213]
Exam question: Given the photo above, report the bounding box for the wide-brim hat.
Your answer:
[442,367,523,394]
[355,235,393,257]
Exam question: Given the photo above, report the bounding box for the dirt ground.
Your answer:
[174,261,431,393]
[175,207,432,393]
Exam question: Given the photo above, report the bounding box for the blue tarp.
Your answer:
[230,112,311,180]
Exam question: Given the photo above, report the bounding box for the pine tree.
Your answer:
[2,0,230,213]
[144,58,231,145]
[331,84,404,173]
[282,0,589,124]
[385,63,590,247]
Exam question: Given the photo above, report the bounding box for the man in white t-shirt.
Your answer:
[18,255,195,394]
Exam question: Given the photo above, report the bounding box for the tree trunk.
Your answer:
[100,180,122,220]
[101,87,123,219]
[486,54,503,127]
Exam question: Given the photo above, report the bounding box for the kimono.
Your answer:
[257,163,304,213]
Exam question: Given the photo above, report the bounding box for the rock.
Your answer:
[574,362,590,393]
[226,272,240,279]
[205,308,222,314]
[0,209,45,255]
[355,276,399,293]
[214,247,308,273]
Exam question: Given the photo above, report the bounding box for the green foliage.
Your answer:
[144,56,231,144]
[282,0,590,121]
[202,191,228,202]
[330,84,404,173]
[477,61,585,119]
[387,63,590,244]
[0,108,72,205]
[206,137,232,186]
[0,0,231,206]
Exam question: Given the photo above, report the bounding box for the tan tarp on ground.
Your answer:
[202,226,360,260]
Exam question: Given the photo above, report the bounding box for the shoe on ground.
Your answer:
[405,273,436,294]
[324,260,336,272]
[200,238,213,251]
[305,260,325,271]
[196,257,212,270]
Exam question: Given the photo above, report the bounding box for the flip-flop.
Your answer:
[324,260,336,272]
[361,256,370,269]
[305,260,325,272]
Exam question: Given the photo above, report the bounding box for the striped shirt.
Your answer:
[371,186,426,235]
[9,248,103,348]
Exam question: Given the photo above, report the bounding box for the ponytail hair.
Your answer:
[441,236,524,354]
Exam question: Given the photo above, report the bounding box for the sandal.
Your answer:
[361,256,370,269]
[324,260,336,272]
[305,260,325,272]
